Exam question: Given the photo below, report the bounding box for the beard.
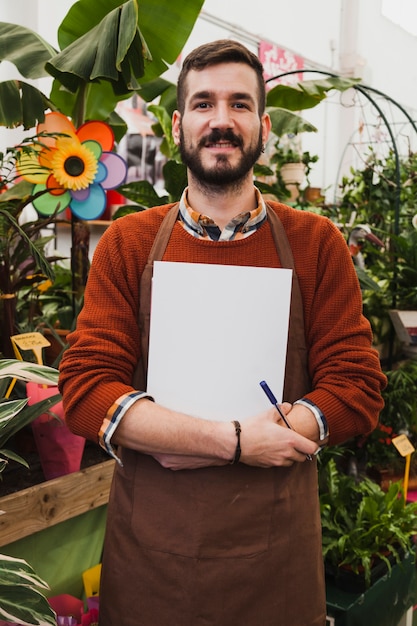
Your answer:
[179,127,263,189]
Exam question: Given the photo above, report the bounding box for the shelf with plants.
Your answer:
[0,358,115,546]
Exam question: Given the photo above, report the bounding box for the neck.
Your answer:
[186,172,257,230]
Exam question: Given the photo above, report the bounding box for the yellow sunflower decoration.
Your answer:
[17,112,127,220]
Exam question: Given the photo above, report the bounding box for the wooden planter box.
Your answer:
[0,459,114,547]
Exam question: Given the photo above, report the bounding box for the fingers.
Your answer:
[240,411,317,467]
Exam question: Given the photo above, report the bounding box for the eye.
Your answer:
[233,102,251,110]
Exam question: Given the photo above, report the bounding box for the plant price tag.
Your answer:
[392,434,415,457]
[11,332,51,351]
[10,332,51,365]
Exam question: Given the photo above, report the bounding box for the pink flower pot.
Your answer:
[26,383,85,480]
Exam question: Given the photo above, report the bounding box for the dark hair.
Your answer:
[177,39,266,117]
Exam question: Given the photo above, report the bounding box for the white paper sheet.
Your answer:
[147,261,292,422]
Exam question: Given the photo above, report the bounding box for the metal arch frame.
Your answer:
[265,69,417,305]
[266,69,417,238]
[265,70,417,365]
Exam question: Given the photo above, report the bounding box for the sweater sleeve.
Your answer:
[59,217,147,441]
[294,216,387,445]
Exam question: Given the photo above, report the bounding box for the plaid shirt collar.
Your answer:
[178,187,267,241]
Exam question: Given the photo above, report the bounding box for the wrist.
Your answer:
[287,403,321,442]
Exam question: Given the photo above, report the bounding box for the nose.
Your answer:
[209,103,234,129]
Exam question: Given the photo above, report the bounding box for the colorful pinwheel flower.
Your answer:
[16,112,127,220]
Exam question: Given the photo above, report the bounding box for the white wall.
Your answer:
[1,0,417,205]
[189,0,417,199]
[197,0,342,69]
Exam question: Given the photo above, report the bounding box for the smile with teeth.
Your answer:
[207,141,236,148]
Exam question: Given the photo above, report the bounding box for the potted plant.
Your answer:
[350,359,417,485]
[0,359,61,472]
[319,457,417,592]
[17,260,84,366]
[0,140,66,359]
[0,553,56,626]
[0,359,63,626]
[254,130,319,203]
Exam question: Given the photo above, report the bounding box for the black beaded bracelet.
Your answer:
[230,420,241,464]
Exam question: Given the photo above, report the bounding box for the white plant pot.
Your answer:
[280,162,306,186]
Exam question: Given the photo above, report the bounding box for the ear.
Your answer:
[172,110,181,146]
[261,112,271,145]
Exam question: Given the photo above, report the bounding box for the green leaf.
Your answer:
[267,76,362,111]
[0,360,59,385]
[47,7,129,91]
[0,81,21,128]
[138,78,176,107]
[148,104,180,160]
[355,267,382,291]
[20,83,51,130]
[0,394,61,447]
[0,81,52,129]
[50,80,129,137]
[254,163,274,177]
[268,107,317,138]
[0,208,55,282]
[55,0,204,90]
[0,555,56,625]
[0,179,35,202]
[0,23,56,79]
[117,180,167,208]
[46,1,149,95]
[163,160,188,202]
[0,448,29,467]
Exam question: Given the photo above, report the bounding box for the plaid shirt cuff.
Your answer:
[293,397,329,441]
[98,391,154,465]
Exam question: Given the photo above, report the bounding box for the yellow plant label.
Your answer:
[11,332,51,351]
[392,434,415,457]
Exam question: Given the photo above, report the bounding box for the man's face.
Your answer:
[172,63,270,187]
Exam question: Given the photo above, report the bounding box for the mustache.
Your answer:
[198,129,243,149]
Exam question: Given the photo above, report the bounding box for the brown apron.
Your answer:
[99,205,326,626]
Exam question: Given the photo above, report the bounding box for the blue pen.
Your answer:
[260,380,313,461]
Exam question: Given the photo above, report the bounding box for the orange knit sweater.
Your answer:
[59,201,386,445]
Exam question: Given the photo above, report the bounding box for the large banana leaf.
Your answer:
[49,0,204,121]
[46,0,148,94]
[56,0,204,83]
[0,0,204,128]
[267,76,361,111]
[268,107,317,138]
[0,81,53,129]
[0,23,56,79]
[0,22,57,128]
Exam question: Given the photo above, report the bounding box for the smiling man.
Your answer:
[59,39,386,626]
[175,64,266,190]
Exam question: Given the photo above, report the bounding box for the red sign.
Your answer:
[259,41,304,89]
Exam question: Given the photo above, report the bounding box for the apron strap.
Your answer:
[265,204,311,400]
[133,204,180,389]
